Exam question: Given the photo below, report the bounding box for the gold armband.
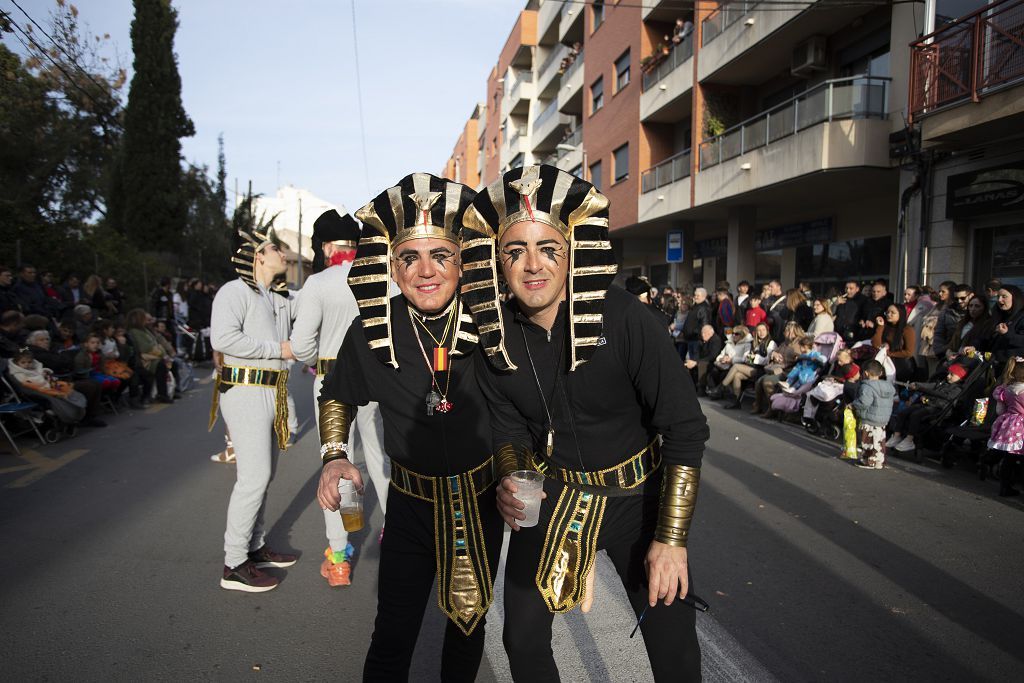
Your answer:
[655,465,700,547]
[495,443,532,479]
[319,399,354,465]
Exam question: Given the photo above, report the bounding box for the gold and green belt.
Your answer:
[208,364,291,451]
[389,457,497,636]
[316,357,336,376]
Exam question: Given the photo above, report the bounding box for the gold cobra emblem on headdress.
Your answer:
[508,177,543,222]
[410,191,443,227]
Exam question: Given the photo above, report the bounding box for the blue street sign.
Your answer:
[666,230,684,263]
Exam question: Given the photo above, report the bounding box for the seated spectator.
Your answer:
[802,348,860,421]
[779,336,826,392]
[126,308,174,404]
[871,303,917,381]
[73,305,94,345]
[74,333,124,397]
[0,266,19,314]
[1,310,25,357]
[806,298,835,337]
[744,293,767,328]
[984,285,1024,365]
[706,325,752,396]
[56,322,77,350]
[718,322,775,408]
[751,321,806,415]
[7,348,88,424]
[948,294,993,360]
[852,359,896,469]
[684,324,722,395]
[987,358,1024,497]
[887,363,969,453]
[24,329,105,427]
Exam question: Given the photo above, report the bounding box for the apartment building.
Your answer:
[443,0,1024,292]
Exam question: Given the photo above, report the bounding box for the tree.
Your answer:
[115,0,194,251]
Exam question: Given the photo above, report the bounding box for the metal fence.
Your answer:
[641,36,694,92]
[702,1,759,46]
[698,75,890,170]
[641,149,692,193]
[909,0,1024,121]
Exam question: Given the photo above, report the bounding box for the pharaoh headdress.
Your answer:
[231,227,289,295]
[462,164,616,371]
[311,209,360,274]
[351,172,479,368]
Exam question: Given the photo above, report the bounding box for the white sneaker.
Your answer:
[885,434,902,448]
[894,436,916,452]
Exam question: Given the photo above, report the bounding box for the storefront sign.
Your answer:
[694,237,727,258]
[666,230,684,263]
[947,162,1024,219]
[755,219,833,251]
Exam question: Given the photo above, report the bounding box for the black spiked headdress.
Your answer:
[462,164,616,372]
[311,209,360,273]
[351,172,479,369]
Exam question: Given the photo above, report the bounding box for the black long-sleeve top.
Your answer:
[476,286,709,473]
[319,295,492,477]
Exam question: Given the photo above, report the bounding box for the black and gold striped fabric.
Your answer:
[350,173,478,369]
[461,164,617,372]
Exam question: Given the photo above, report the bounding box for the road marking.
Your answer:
[4,448,90,488]
[145,403,172,414]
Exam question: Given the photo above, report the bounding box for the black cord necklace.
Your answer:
[520,323,562,458]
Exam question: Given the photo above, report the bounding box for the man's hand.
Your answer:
[684,359,697,369]
[645,541,689,607]
[280,340,296,361]
[581,565,596,613]
[317,459,364,512]
[496,476,545,531]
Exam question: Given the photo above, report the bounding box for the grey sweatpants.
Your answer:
[221,385,280,568]
[313,375,391,553]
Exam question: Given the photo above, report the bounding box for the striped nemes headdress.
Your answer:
[232,227,289,295]
[351,172,479,368]
[462,164,616,372]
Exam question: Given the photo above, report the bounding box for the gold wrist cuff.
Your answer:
[495,443,532,479]
[655,465,700,547]
[319,399,353,462]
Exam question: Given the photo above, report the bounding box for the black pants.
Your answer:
[364,485,504,682]
[72,379,101,418]
[503,476,701,682]
[890,404,941,436]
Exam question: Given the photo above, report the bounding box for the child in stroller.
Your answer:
[766,332,842,420]
[886,364,969,453]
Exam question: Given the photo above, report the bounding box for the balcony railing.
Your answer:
[641,148,692,193]
[909,0,1024,121]
[534,98,560,131]
[702,1,759,47]
[698,75,890,170]
[509,71,534,102]
[507,125,528,148]
[561,48,584,84]
[641,35,694,92]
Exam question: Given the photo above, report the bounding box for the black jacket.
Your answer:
[915,380,964,410]
[682,300,711,341]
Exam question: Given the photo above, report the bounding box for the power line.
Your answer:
[350,0,371,197]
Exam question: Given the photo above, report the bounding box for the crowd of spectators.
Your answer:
[1,263,217,443]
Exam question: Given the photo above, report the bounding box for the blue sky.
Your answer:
[6,0,524,212]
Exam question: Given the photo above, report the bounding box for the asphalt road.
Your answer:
[1,369,1022,681]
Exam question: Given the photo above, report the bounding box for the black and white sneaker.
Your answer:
[221,560,279,593]
[248,545,297,568]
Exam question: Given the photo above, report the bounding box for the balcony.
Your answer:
[537,44,568,97]
[538,0,563,45]
[557,49,584,114]
[532,98,573,150]
[501,124,529,169]
[553,127,583,172]
[559,0,584,44]
[909,0,1024,141]
[694,76,892,205]
[503,72,535,117]
[639,150,692,221]
[640,36,694,122]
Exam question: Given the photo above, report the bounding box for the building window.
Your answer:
[593,0,604,30]
[615,50,630,92]
[795,236,892,294]
[591,77,604,114]
[590,160,603,191]
[613,143,629,183]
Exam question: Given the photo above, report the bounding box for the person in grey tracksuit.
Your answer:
[211,229,299,593]
[290,209,391,586]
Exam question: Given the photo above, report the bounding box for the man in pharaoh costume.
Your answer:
[291,209,391,587]
[464,164,709,681]
[315,173,503,681]
[210,227,298,592]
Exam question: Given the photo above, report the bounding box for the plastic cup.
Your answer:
[338,479,364,532]
[510,470,545,528]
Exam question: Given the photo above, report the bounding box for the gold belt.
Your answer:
[389,457,496,637]
[208,364,291,451]
[316,357,336,376]
[530,439,661,490]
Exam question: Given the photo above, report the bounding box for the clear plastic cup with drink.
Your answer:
[338,479,364,532]
[510,470,545,528]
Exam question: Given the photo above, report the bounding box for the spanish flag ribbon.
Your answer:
[433,346,448,372]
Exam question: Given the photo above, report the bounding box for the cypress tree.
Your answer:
[118,0,194,251]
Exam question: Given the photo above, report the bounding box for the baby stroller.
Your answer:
[768,332,844,421]
[904,357,993,462]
